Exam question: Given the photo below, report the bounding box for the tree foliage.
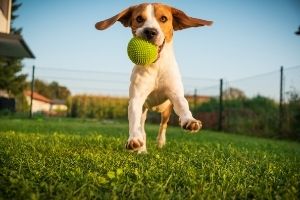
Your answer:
[223,87,246,100]
[0,59,27,96]
[10,0,23,34]
[29,79,71,100]
[283,88,300,139]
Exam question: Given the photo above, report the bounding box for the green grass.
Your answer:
[0,118,299,199]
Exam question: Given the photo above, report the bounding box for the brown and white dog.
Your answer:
[95,3,212,153]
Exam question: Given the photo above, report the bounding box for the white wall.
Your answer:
[0,0,11,33]
[26,96,51,113]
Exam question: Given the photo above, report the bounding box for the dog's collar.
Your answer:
[153,39,165,64]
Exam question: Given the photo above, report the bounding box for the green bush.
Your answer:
[283,90,300,139]
[225,96,278,137]
[67,95,128,120]
[195,95,279,138]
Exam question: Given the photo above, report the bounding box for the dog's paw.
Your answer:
[125,137,146,153]
[157,135,166,149]
[157,139,166,149]
[182,119,202,133]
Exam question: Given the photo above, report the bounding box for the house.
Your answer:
[0,0,34,113]
[24,91,67,115]
[51,99,68,114]
[0,0,34,58]
[0,90,15,112]
[24,91,52,113]
[0,0,11,34]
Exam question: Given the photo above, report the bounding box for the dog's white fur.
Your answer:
[95,3,212,153]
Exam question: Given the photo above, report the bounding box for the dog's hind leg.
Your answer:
[157,103,172,148]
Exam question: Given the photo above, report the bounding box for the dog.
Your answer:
[95,3,212,153]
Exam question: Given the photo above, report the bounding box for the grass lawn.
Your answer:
[0,117,299,199]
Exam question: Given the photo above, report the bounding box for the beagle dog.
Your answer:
[95,3,212,153]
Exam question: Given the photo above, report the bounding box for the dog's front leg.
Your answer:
[168,92,202,132]
[126,96,147,153]
[125,70,155,153]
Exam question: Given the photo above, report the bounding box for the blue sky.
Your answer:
[16,0,300,96]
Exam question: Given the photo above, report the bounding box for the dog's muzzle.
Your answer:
[153,39,165,63]
[143,28,158,41]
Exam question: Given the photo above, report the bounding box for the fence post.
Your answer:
[29,65,35,118]
[279,66,284,136]
[193,88,197,109]
[218,79,223,131]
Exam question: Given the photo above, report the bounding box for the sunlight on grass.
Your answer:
[0,118,299,199]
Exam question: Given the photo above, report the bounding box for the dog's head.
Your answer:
[95,3,212,46]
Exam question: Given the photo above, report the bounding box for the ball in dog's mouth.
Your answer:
[127,37,158,66]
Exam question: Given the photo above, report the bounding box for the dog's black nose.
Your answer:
[143,28,158,40]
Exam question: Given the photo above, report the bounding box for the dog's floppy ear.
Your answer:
[95,6,135,30]
[171,7,213,31]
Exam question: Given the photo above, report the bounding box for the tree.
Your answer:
[30,79,71,100]
[10,0,23,35]
[0,59,26,96]
[48,81,71,100]
[32,79,50,98]
[285,88,300,139]
[0,0,26,97]
[223,87,246,100]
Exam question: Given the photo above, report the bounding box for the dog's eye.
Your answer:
[160,16,168,23]
[136,16,144,23]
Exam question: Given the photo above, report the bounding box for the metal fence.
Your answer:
[23,65,300,138]
[189,65,299,138]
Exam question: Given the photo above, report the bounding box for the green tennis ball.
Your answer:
[127,37,158,66]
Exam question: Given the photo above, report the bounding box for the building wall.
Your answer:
[26,96,51,113]
[51,104,68,112]
[0,0,11,34]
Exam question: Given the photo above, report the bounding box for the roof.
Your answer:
[0,32,35,58]
[24,91,51,103]
[52,99,66,105]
